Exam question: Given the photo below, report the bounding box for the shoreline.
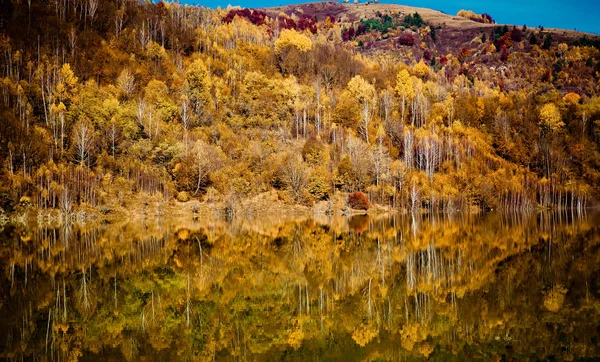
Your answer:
[3,192,597,230]
[1,191,397,227]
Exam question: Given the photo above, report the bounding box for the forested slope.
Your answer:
[1,0,600,216]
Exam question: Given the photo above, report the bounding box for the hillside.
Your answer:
[0,0,600,220]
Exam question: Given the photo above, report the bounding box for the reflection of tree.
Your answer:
[0,211,599,360]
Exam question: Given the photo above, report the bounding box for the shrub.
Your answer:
[301,137,327,165]
[500,45,509,62]
[223,8,267,26]
[563,92,581,104]
[511,28,522,42]
[458,47,471,63]
[308,166,332,201]
[348,192,369,210]
[542,34,553,50]
[297,15,318,34]
[402,12,423,28]
[359,15,396,34]
[529,33,538,45]
[342,27,356,41]
[423,49,433,62]
[397,33,415,46]
[176,191,190,202]
[456,10,495,24]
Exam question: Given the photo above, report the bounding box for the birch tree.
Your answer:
[347,75,376,143]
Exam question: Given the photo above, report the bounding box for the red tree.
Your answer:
[348,192,369,210]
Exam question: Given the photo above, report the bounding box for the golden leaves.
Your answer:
[539,103,564,132]
[274,29,312,55]
[543,284,568,312]
[346,75,376,104]
[351,322,378,347]
[562,92,580,104]
[414,61,429,79]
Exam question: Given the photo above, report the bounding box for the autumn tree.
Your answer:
[274,29,312,75]
[71,115,96,166]
[348,192,369,210]
[185,58,212,124]
[280,154,309,202]
[117,68,135,98]
[192,140,223,195]
[539,103,564,133]
[395,69,416,123]
[347,75,377,143]
[538,102,564,177]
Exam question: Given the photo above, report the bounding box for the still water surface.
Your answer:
[0,212,599,360]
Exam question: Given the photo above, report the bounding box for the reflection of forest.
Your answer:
[0,212,599,361]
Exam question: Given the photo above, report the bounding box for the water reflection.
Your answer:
[0,211,599,360]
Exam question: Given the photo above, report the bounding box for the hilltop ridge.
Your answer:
[262,2,593,34]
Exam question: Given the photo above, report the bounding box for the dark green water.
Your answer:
[0,211,599,361]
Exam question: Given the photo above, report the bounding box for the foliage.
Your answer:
[539,103,564,132]
[348,192,370,210]
[457,10,495,24]
[359,14,396,34]
[275,29,313,54]
[352,323,378,346]
[542,34,553,50]
[562,92,580,104]
[402,13,424,28]
[543,284,568,312]
[308,166,331,201]
[397,33,416,46]
[223,8,268,26]
[301,137,327,165]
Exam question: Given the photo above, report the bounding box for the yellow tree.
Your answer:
[274,29,312,75]
[414,61,429,79]
[55,63,78,105]
[116,68,135,98]
[347,75,377,143]
[185,58,212,121]
[280,154,310,202]
[395,69,416,123]
[50,101,67,155]
[275,29,312,54]
[192,140,223,195]
[538,102,564,177]
[539,103,564,133]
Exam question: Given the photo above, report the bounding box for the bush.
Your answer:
[397,33,415,46]
[542,34,553,50]
[223,8,267,26]
[348,192,369,210]
[402,12,423,28]
[308,166,332,201]
[511,28,522,42]
[176,191,190,202]
[456,10,495,24]
[342,27,356,41]
[301,137,327,165]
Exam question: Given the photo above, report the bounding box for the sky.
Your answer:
[183,0,600,35]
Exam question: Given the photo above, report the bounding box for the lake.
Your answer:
[0,211,599,360]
